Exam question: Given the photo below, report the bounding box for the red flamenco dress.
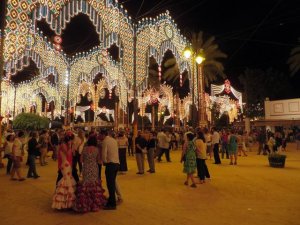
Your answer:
[52,158,76,209]
[73,147,106,212]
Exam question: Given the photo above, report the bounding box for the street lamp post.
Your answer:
[64,66,71,126]
[197,62,207,127]
[183,46,206,128]
[183,47,195,127]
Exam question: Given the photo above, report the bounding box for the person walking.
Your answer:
[238,131,247,157]
[102,130,120,210]
[73,135,106,212]
[181,133,197,188]
[27,132,40,179]
[267,133,275,153]
[97,130,107,180]
[50,129,59,161]
[2,134,15,175]
[195,131,210,184]
[211,127,221,164]
[257,130,266,155]
[204,128,212,159]
[228,130,238,165]
[135,131,147,174]
[221,130,229,159]
[157,129,171,162]
[127,132,134,156]
[10,131,26,181]
[117,131,128,174]
[72,129,85,176]
[38,130,49,166]
[146,132,156,173]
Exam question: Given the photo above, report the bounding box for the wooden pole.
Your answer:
[0,0,7,117]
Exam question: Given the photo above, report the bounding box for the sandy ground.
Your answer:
[0,143,300,225]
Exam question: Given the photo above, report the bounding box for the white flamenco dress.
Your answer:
[52,152,76,209]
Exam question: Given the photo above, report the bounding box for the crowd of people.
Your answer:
[0,125,299,213]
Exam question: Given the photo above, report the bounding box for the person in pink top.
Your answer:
[52,131,76,210]
[56,130,79,183]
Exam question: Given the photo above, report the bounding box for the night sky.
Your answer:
[1,0,300,98]
[120,0,300,93]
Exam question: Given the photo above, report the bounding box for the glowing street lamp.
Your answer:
[183,46,192,59]
[183,46,206,128]
[195,54,205,65]
[65,67,70,126]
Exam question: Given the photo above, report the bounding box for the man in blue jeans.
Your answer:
[27,132,40,179]
[102,130,120,210]
[211,127,221,164]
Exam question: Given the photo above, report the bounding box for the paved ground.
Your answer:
[0,143,300,225]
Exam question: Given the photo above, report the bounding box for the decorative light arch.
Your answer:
[3,0,195,120]
[181,94,192,121]
[5,50,59,84]
[159,40,181,64]
[4,0,134,82]
[135,11,192,99]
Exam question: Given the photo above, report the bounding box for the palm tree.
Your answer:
[162,31,227,87]
[190,31,227,87]
[148,56,160,90]
[287,38,300,76]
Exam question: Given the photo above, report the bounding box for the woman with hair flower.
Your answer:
[181,132,198,188]
[52,131,76,210]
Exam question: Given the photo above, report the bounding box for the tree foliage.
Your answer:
[148,57,160,91]
[239,67,293,119]
[287,39,300,76]
[162,57,180,83]
[157,31,227,88]
[190,31,227,87]
[13,113,49,130]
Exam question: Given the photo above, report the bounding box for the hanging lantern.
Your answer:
[109,90,112,99]
[53,36,62,44]
[53,35,62,52]
[54,44,62,52]
[158,65,162,81]
[180,74,183,87]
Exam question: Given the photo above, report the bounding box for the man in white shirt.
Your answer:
[211,127,221,164]
[102,129,120,210]
[157,128,171,162]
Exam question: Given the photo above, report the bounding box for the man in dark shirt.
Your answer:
[146,132,156,173]
[51,129,59,161]
[27,132,40,179]
[135,131,147,174]
[127,132,133,156]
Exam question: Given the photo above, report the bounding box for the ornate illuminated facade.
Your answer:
[210,80,243,123]
[2,0,193,123]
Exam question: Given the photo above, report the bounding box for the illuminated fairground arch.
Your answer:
[136,11,191,93]
[139,84,195,128]
[180,94,193,121]
[5,50,59,84]
[1,41,61,117]
[71,53,128,112]
[0,80,58,117]
[210,79,243,123]
[138,84,174,126]
[4,0,134,81]
[146,43,191,82]
[3,0,196,127]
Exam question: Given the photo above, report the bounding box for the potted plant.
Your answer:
[13,113,49,130]
[268,153,287,168]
